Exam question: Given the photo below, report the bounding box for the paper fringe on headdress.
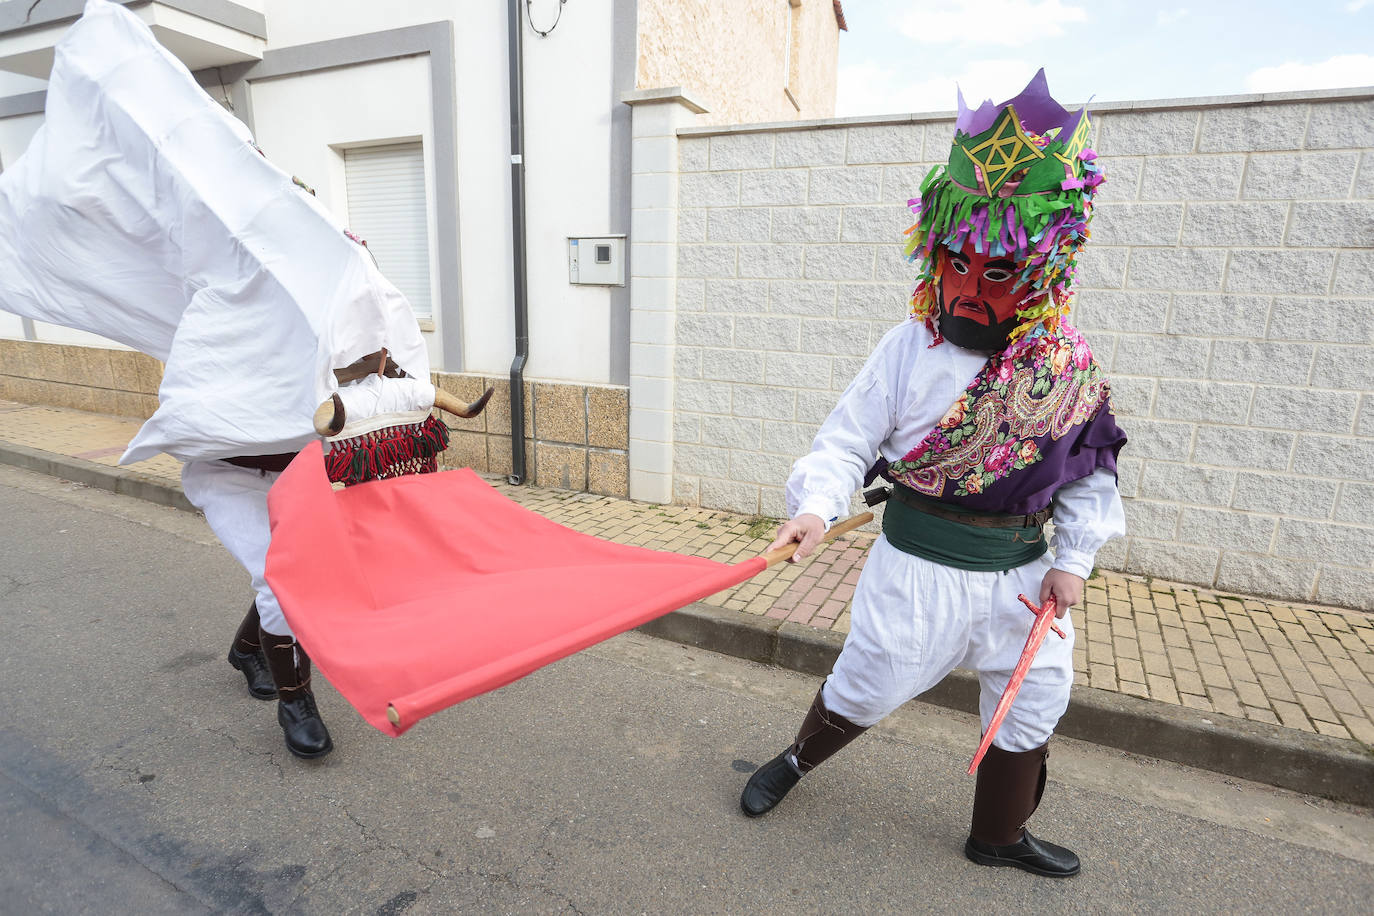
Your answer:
[904,70,1105,343]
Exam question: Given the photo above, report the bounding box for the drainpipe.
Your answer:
[506,0,530,484]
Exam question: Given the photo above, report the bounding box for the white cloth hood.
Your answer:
[0,0,430,462]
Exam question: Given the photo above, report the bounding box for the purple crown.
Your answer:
[955,68,1088,147]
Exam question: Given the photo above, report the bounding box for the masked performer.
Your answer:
[739,71,1126,878]
[0,1,485,759]
[200,365,473,759]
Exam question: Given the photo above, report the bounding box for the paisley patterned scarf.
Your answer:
[885,325,1119,514]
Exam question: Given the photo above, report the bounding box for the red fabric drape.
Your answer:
[266,442,765,736]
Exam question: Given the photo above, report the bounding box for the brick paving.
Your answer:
[2,398,1372,748]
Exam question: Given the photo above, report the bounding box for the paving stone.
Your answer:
[1234,681,1268,708]
[1247,651,1281,677]
[1174,668,1205,695]
[1341,715,1374,746]
[1221,653,1257,684]
[1208,687,1244,718]
[1271,700,1315,731]
[1090,664,1117,690]
[1314,720,1352,740]
[1179,693,1212,711]
[1258,672,1297,702]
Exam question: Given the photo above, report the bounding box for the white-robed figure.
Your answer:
[0,0,486,758]
[740,71,1127,878]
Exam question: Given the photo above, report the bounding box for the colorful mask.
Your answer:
[905,70,1104,347]
[936,243,1026,351]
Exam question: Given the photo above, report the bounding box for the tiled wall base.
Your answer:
[0,340,161,419]
[434,373,629,498]
[0,342,631,499]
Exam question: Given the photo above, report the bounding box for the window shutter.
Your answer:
[344,142,433,318]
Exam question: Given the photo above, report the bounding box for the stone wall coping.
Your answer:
[675,85,1374,139]
[621,86,710,114]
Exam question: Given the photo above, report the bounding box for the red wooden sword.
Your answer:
[968,593,1067,774]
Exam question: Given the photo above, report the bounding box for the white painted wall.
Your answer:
[260,0,626,383]
[1,1,629,386]
[260,0,456,48]
[0,71,45,94]
[247,55,443,368]
[452,0,516,380]
[518,0,621,383]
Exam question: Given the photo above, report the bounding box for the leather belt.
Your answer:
[867,483,1051,529]
[222,452,297,473]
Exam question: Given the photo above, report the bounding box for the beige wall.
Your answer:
[0,340,162,420]
[665,90,1374,610]
[637,0,840,126]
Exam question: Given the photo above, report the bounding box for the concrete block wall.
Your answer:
[663,88,1374,610]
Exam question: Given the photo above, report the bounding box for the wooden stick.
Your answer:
[757,511,874,568]
[387,704,401,727]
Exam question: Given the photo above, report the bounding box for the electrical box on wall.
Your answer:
[567,235,626,286]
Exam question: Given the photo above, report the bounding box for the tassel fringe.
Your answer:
[324,414,451,486]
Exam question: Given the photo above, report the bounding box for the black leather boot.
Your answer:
[741,687,869,817]
[964,742,1079,877]
[227,602,277,700]
[260,627,333,759]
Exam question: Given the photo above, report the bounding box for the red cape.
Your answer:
[266,442,765,735]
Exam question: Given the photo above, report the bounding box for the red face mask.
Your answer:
[934,244,1030,351]
[938,245,1026,325]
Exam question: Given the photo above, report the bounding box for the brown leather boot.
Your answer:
[226,603,277,700]
[964,742,1079,877]
[259,627,333,759]
[740,687,869,816]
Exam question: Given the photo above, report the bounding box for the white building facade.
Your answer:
[0,0,845,494]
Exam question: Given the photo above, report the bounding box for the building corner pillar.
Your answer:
[621,87,707,503]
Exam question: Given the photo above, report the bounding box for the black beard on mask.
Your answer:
[936,290,1019,353]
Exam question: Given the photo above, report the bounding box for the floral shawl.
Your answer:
[884,325,1126,517]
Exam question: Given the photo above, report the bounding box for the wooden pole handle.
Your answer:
[758,511,874,568]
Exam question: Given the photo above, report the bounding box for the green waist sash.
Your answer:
[881,490,1047,572]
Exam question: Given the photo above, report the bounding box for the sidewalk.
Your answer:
[2,398,1372,807]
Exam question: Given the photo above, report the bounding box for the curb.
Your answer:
[4,439,1371,809]
[638,603,1374,810]
[0,440,196,513]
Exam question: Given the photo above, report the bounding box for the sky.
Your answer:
[835,0,1374,116]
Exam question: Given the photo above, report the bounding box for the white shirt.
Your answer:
[786,319,1125,579]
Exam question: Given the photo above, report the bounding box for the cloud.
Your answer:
[836,59,1036,118]
[895,0,1088,47]
[1156,8,1189,26]
[1346,1,1370,12]
[1244,54,1374,92]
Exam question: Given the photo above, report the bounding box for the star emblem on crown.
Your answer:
[960,104,1046,195]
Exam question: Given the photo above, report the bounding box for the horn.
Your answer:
[433,386,495,419]
[312,392,345,436]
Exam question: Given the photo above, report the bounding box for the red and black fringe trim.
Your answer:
[324,414,450,486]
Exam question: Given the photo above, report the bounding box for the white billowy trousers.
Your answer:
[180,459,293,637]
[823,535,1074,752]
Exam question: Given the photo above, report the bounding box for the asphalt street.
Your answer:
[1,464,1371,914]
